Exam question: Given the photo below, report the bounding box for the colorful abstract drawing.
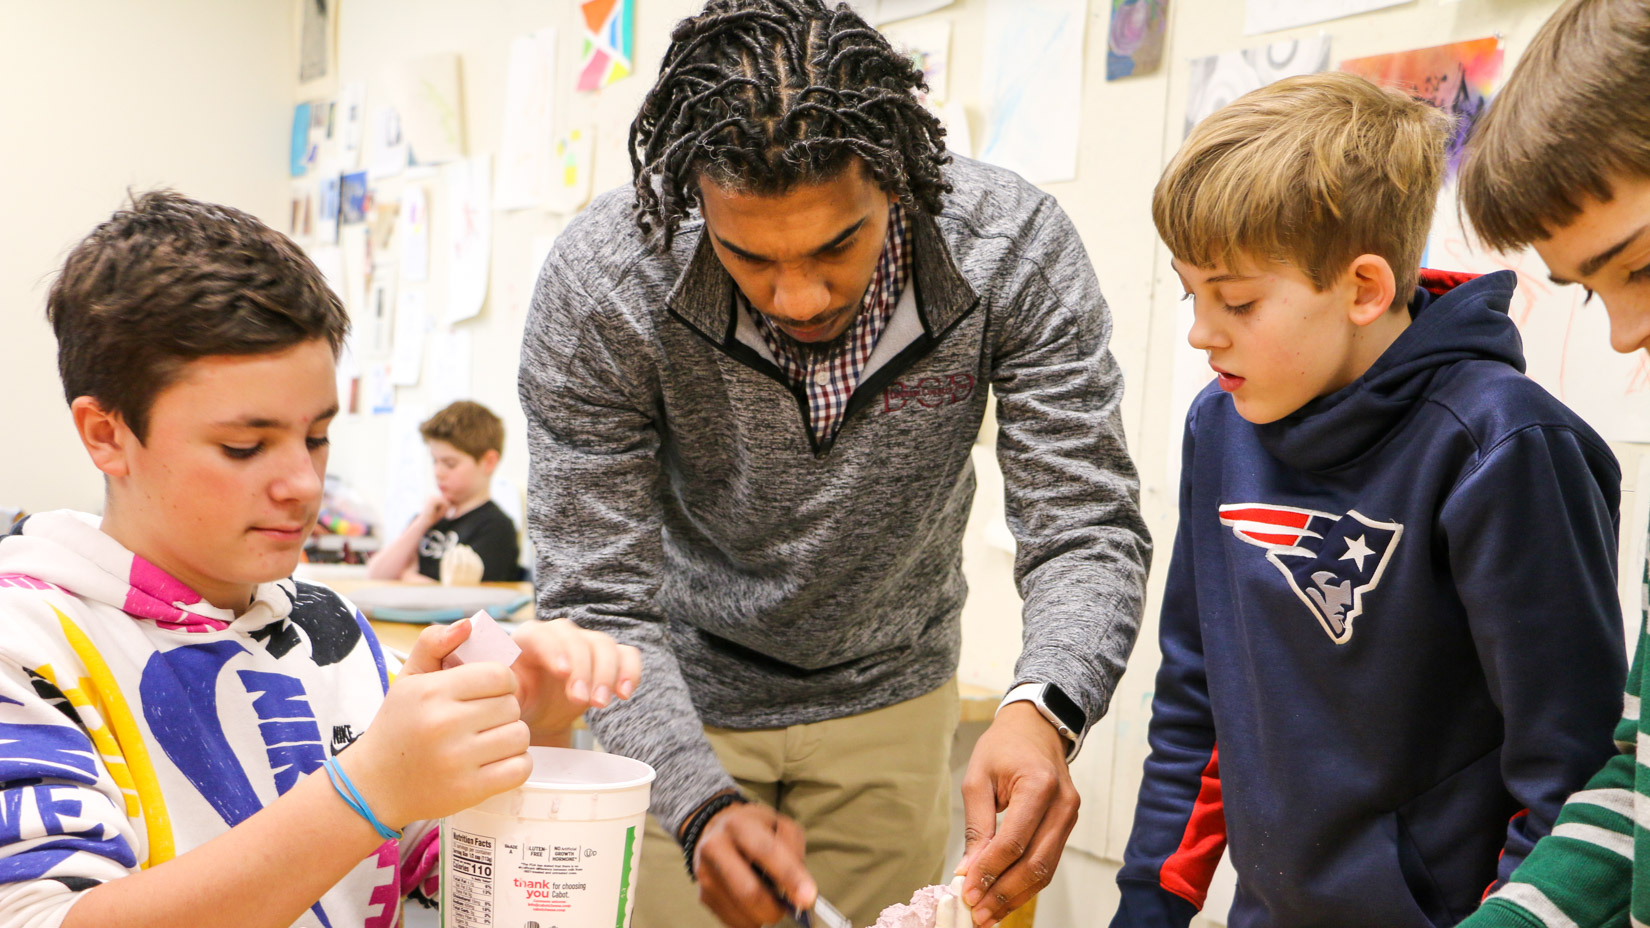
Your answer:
[1107,0,1168,81]
[577,0,634,92]
[548,127,596,214]
[1341,38,1504,178]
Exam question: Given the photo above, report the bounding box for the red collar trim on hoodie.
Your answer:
[1418,268,1480,297]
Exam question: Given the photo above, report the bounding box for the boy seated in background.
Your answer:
[367,399,523,584]
[1111,72,1625,928]
[1451,1,1650,925]
[0,191,639,928]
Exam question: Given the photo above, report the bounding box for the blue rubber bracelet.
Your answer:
[323,755,401,840]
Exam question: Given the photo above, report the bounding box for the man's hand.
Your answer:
[510,619,642,746]
[957,702,1080,926]
[691,802,816,928]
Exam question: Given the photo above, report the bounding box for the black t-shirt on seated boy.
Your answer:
[415,500,522,582]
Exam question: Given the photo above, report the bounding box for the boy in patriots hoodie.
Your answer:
[1111,73,1627,928]
[0,191,641,928]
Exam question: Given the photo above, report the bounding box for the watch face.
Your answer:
[1042,685,1085,734]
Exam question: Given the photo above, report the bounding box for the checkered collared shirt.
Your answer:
[745,202,913,447]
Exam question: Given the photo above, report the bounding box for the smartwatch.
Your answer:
[997,682,1086,762]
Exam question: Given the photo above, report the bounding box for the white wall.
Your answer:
[0,0,294,514]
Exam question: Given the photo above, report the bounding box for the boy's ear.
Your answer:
[70,396,133,478]
[1346,254,1398,327]
[479,448,501,474]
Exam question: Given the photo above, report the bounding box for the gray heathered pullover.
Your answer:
[518,155,1151,837]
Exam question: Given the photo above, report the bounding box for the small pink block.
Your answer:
[442,611,522,669]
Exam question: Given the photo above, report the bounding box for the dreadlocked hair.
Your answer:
[630,0,952,247]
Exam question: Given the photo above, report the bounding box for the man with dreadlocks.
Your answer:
[518,1,1150,926]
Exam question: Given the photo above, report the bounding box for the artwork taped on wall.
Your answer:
[1340,37,1503,179]
[1183,36,1330,138]
[979,0,1087,185]
[388,54,466,165]
[882,20,951,104]
[1107,0,1168,81]
[578,0,634,91]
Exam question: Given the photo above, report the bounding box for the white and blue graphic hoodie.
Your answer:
[0,510,439,928]
[1113,271,1628,928]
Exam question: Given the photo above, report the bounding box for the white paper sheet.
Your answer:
[339,225,370,317]
[399,186,430,282]
[936,99,972,159]
[1244,0,1409,35]
[979,0,1087,185]
[883,20,952,104]
[362,271,395,360]
[391,288,428,386]
[367,105,408,178]
[384,402,432,533]
[496,29,559,211]
[546,127,596,215]
[339,81,366,170]
[1183,36,1331,138]
[427,327,474,409]
[874,0,954,25]
[445,157,493,323]
[387,53,466,165]
[366,360,396,416]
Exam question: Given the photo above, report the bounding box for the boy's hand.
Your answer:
[417,493,450,527]
[510,619,642,745]
[342,620,534,828]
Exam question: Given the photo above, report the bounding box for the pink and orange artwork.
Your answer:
[577,0,634,92]
[1340,37,1504,177]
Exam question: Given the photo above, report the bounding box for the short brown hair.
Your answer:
[1460,0,1650,250]
[420,401,505,460]
[47,190,348,442]
[1155,71,1451,302]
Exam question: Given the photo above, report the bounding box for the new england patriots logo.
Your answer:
[1218,503,1404,643]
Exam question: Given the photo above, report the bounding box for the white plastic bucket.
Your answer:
[440,747,655,928]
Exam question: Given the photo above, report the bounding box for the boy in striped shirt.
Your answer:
[1456,1,1650,925]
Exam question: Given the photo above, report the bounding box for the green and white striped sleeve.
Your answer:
[1460,625,1644,928]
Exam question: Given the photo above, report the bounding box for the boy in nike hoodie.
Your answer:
[0,191,641,928]
[1112,73,1627,928]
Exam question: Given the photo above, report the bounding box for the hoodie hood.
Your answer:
[1255,269,1523,472]
[0,510,293,634]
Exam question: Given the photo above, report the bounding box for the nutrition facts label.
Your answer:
[445,828,497,927]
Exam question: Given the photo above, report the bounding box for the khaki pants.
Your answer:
[633,681,961,928]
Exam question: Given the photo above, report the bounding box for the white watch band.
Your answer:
[996,682,1084,761]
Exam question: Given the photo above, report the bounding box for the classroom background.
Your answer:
[3,0,1643,923]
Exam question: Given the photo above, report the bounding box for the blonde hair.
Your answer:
[1460,0,1650,250]
[1154,71,1451,301]
[420,400,505,460]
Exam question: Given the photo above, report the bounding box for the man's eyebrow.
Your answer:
[1558,223,1650,283]
[714,217,869,262]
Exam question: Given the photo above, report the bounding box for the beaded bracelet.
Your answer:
[679,790,750,878]
[323,755,402,841]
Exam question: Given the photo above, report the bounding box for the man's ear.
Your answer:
[1346,254,1399,327]
[71,396,134,478]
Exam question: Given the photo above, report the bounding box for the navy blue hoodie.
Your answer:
[1113,270,1626,928]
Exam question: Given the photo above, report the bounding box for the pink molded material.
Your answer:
[872,884,950,928]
